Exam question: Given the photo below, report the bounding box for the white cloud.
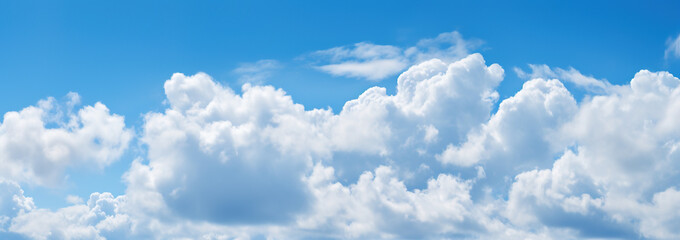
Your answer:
[123,53,504,228]
[299,164,476,238]
[66,195,84,205]
[437,78,577,168]
[665,33,680,59]
[4,50,680,239]
[405,31,482,63]
[561,70,680,193]
[311,31,479,81]
[503,69,680,238]
[514,64,614,94]
[0,180,34,232]
[313,42,409,80]
[9,192,133,240]
[233,59,281,84]
[142,72,325,223]
[505,151,603,226]
[637,188,680,239]
[0,94,133,186]
[318,58,409,81]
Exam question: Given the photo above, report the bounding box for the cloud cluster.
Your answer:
[0,93,132,186]
[2,48,680,239]
[125,53,503,228]
[0,180,34,233]
[9,192,131,240]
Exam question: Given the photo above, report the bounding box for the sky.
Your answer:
[1,0,680,239]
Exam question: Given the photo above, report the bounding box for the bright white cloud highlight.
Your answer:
[3,49,680,239]
[125,53,503,228]
[0,94,132,186]
[506,69,680,238]
[0,180,34,232]
[437,78,577,168]
[300,164,475,238]
[9,192,132,240]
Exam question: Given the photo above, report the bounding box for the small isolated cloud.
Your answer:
[233,59,281,84]
[665,33,680,60]
[514,64,613,94]
[313,42,408,81]
[310,31,480,81]
[66,195,83,205]
[318,57,409,81]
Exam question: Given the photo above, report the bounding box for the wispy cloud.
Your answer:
[65,195,83,205]
[665,33,680,60]
[514,64,613,94]
[311,42,408,81]
[233,59,281,84]
[309,31,481,81]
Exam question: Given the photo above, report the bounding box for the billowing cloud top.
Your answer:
[1,50,680,239]
[0,93,132,186]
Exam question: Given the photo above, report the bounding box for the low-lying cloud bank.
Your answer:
[1,52,680,239]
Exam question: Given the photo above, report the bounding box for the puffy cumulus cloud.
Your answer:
[141,72,320,223]
[296,164,564,239]
[0,180,34,232]
[637,188,680,239]
[0,93,132,186]
[299,164,475,238]
[562,71,680,194]
[419,65,680,238]
[8,192,137,240]
[503,151,630,238]
[504,70,680,238]
[127,53,504,227]
[437,78,577,169]
[327,54,503,164]
[311,31,480,81]
[23,165,535,239]
[7,188,283,240]
[6,51,680,240]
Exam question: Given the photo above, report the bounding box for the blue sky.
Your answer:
[3,1,679,114]
[1,1,680,239]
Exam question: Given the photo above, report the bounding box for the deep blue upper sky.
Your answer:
[2,1,679,115]
[1,0,679,209]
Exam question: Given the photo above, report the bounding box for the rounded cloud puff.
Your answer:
[3,53,680,239]
[0,94,132,186]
